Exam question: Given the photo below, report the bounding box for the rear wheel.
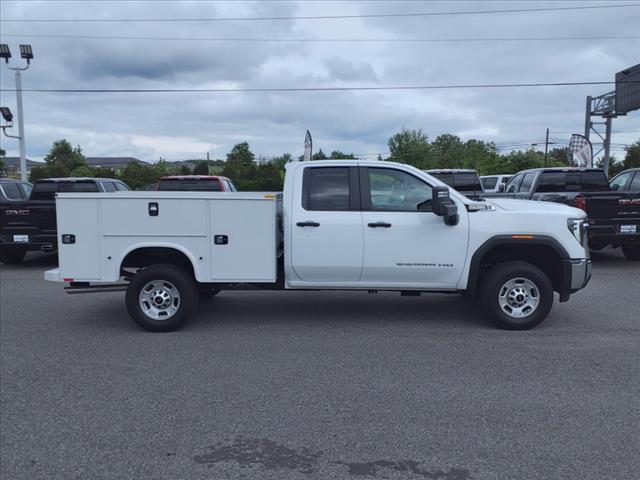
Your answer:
[0,250,26,265]
[480,261,553,330]
[125,264,198,332]
[621,244,640,261]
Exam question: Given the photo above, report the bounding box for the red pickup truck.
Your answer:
[156,175,237,192]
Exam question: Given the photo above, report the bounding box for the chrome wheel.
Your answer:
[498,277,540,319]
[139,280,181,321]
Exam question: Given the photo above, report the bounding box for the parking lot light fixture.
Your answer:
[0,44,11,63]
[0,107,13,123]
[19,44,33,64]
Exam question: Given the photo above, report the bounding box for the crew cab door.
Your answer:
[360,167,469,288]
[290,166,364,283]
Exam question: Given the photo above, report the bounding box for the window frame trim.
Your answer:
[360,166,434,213]
[301,165,360,212]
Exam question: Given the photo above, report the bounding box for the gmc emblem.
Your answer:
[4,209,30,216]
[619,199,640,205]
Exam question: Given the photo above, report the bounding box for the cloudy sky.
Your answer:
[0,0,639,163]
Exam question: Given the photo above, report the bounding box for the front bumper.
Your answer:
[559,258,592,302]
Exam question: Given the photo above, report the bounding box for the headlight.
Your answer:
[567,217,586,245]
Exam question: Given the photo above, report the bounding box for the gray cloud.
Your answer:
[0,0,638,162]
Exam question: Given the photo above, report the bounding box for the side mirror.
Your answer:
[432,186,459,226]
[611,183,619,191]
[498,183,505,193]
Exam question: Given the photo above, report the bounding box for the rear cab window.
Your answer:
[30,181,99,200]
[453,172,483,192]
[157,179,222,191]
[537,171,609,192]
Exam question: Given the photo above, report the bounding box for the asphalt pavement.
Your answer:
[1,249,639,480]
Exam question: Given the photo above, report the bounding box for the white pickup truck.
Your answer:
[45,159,591,331]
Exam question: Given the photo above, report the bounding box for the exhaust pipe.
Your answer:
[41,244,55,253]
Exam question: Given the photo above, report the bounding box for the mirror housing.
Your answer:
[497,183,505,193]
[432,186,459,226]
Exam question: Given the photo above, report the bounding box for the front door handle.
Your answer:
[296,221,320,227]
[368,222,392,228]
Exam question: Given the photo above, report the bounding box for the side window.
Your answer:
[20,183,33,198]
[228,181,237,192]
[519,172,537,193]
[367,168,432,212]
[115,182,130,191]
[505,174,523,193]
[304,167,353,211]
[0,183,22,200]
[610,171,633,191]
[482,177,498,190]
[102,182,117,192]
[629,172,640,192]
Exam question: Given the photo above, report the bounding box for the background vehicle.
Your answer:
[46,160,590,332]
[609,168,640,192]
[487,167,640,260]
[0,177,130,264]
[481,174,512,193]
[424,169,484,198]
[0,179,32,203]
[156,175,237,192]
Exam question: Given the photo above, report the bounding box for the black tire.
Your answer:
[480,260,554,330]
[621,244,640,261]
[0,250,26,265]
[198,285,221,300]
[125,264,198,332]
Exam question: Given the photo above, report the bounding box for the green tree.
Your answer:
[70,165,95,177]
[44,139,86,173]
[431,134,465,169]
[388,128,431,168]
[623,139,640,169]
[118,162,165,190]
[192,161,209,175]
[329,150,356,159]
[548,147,573,166]
[221,142,257,190]
[312,149,328,160]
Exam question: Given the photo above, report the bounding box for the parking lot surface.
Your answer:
[1,249,639,480]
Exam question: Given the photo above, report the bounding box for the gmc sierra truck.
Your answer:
[486,167,640,260]
[44,160,591,332]
[0,177,130,264]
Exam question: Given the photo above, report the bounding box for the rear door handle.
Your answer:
[368,222,392,228]
[296,221,320,227]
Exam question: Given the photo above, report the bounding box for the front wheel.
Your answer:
[125,264,198,332]
[621,244,640,261]
[480,261,554,330]
[0,250,26,265]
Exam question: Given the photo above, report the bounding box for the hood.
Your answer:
[486,198,585,217]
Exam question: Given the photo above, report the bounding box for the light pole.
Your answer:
[1,44,33,181]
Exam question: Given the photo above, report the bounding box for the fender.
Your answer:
[115,242,201,282]
[466,235,569,297]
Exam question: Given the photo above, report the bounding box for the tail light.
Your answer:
[575,196,587,211]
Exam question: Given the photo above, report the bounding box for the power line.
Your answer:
[1,3,637,23]
[2,33,638,43]
[0,81,631,94]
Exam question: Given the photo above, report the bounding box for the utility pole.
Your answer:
[15,70,27,181]
[543,128,549,167]
[603,116,613,175]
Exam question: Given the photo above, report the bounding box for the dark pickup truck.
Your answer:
[0,177,130,264]
[485,167,640,260]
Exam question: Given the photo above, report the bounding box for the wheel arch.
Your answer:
[119,243,200,280]
[467,235,569,297]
